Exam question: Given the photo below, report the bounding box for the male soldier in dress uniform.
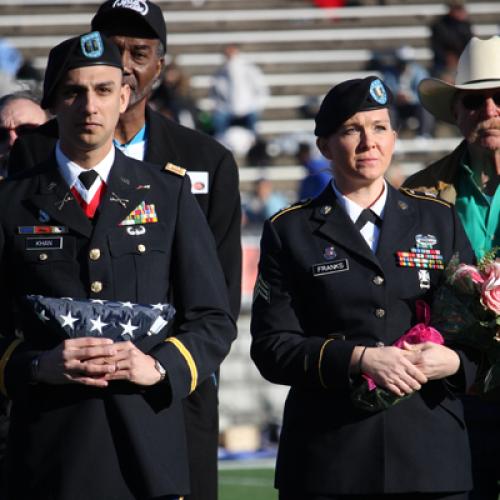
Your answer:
[0,31,235,500]
[8,3,241,498]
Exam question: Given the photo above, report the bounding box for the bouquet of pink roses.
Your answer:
[431,249,500,393]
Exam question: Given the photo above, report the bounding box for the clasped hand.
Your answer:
[357,342,460,397]
[36,337,162,387]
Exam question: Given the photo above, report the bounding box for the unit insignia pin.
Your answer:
[38,210,50,223]
[398,200,408,210]
[320,205,332,215]
[323,246,337,260]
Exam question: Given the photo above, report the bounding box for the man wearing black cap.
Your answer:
[0,31,235,500]
[8,3,241,499]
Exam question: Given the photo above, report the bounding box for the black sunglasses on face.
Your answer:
[461,92,500,111]
[0,124,38,142]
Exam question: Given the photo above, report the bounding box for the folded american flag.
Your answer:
[25,295,175,343]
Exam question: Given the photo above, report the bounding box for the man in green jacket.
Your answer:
[404,35,500,500]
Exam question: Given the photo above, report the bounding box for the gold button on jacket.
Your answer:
[90,281,103,293]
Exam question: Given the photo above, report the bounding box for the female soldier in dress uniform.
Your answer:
[251,76,476,500]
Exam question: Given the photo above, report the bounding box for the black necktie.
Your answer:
[354,209,382,230]
[78,170,99,190]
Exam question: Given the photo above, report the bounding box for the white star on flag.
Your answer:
[37,309,50,322]
[91,299,106,304]
[121,301,134,309]
[59,311,79,330]
[90,316,108,335]
[119,319,139,339]
[151,303,164,310]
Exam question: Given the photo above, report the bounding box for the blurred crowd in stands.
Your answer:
[0,0,480,228]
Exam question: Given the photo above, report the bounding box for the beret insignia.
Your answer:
[80,32,104,59]
[369,78,388,105]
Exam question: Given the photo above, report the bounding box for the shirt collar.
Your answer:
[55,141,115,189]
[331,178,387,223]
[113,124,146,147]
[113,124,147,161]
[459,150,495,201]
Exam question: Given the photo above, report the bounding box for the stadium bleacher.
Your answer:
[1,0,498,179]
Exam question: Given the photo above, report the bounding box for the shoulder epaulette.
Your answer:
[164,162,186,177]
[399,187,452,208]
[271,198,312,223]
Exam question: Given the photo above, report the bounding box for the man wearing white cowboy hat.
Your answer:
[404,35,500,500]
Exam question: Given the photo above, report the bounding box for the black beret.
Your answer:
[41,31,123,109]
[91,0,167,50]
[314,76,393,137]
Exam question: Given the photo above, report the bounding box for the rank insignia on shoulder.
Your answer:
[253,274,271,303]
[164,162,186,177]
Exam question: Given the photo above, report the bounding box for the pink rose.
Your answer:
[481,263,500,315]
[453,264,485,284]
[451,264,485,294]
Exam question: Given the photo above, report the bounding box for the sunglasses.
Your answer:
[461,92,500,111]
[0,124,39,142]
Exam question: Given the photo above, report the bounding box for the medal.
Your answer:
[396,234,444,270]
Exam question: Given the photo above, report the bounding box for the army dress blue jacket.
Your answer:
[7,106,242,500]
[0,149,236,500]
[251,184,475,496]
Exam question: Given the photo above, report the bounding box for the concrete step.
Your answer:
[1,3,499,35]
[0,0,311,14]
[7,22,497,60]
[191,69,379,95]
[32,47,434,75]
